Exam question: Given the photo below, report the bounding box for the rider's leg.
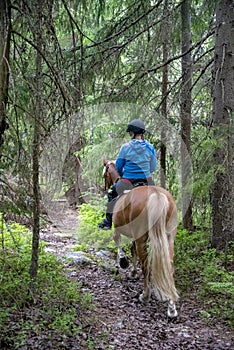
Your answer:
[98,179,133,230]
[147,177,155,185]
[116,179,133,195]
[98,203,113,230]
[98,185,118,230]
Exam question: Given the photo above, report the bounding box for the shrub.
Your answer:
[175,229,234,326]
[77,198,131,252]
[78,197,116,251]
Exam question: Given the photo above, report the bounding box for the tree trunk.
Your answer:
[0,0,10,147]
[29,1,42,282]
[211,0,234,250]
[160,0,169,189]
[180,0,193,230]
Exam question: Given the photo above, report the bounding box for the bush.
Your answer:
[77,197,131,252]
[175,229,234,326]
[77,196,116,251]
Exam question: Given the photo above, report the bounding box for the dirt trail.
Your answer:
[42,200,234,350]
[46,198,79,238]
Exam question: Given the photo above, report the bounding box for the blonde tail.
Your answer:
[147,192,179,302]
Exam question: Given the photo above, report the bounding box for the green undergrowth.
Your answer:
[78,201,234,327]
[0,219,92,349]
[174,229,234,326]
[77,197,130,252]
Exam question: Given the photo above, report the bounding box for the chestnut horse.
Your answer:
[102,160,179,318]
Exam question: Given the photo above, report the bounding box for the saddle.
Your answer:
[132,179,148,188]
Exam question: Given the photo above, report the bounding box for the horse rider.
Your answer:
[98,119,157,230]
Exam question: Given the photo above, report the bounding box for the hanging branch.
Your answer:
[11,30,72,110]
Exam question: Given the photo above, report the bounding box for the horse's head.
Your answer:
[102,160,120,190]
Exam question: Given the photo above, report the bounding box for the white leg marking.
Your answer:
[139,292,149,304]
[167,300,178,318]
[118,246,125,259]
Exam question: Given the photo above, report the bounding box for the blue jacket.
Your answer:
[116,139,157,179]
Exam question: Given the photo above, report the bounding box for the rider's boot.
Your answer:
[98,212,112,230]
[98,197,117,230]
[98,187,118,230]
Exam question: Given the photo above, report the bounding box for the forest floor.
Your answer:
[25,199,232,350]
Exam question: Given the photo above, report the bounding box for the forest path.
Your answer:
[46,198,79,238]
[41,200,234,350]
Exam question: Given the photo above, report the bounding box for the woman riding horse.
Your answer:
[98,119,157,229]
[99,120,179,318]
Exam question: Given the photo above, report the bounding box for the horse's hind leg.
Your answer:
[135,233,150,303]
[166,239,178,318]
[166,222,178,318]
[129,242,138,278]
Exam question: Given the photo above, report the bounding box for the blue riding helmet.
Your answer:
[126,119,145,134]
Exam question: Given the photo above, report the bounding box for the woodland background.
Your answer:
[0,0,233,348]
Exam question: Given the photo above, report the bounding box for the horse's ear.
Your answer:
[103,159,108,166]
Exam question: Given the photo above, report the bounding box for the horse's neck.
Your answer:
[110,167,119,183]
[111,173,119,183]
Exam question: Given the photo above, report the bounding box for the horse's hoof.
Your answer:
[167,310,178,319]
[128,272,139,280]
[119,257,129,269]
[139,293,149,304]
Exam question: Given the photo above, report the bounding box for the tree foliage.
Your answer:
[0,0,232,252]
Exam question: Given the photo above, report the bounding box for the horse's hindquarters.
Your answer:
[113,188,150,239]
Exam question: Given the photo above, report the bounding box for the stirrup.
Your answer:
[98,223,112,230]
[98,220,112,230]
